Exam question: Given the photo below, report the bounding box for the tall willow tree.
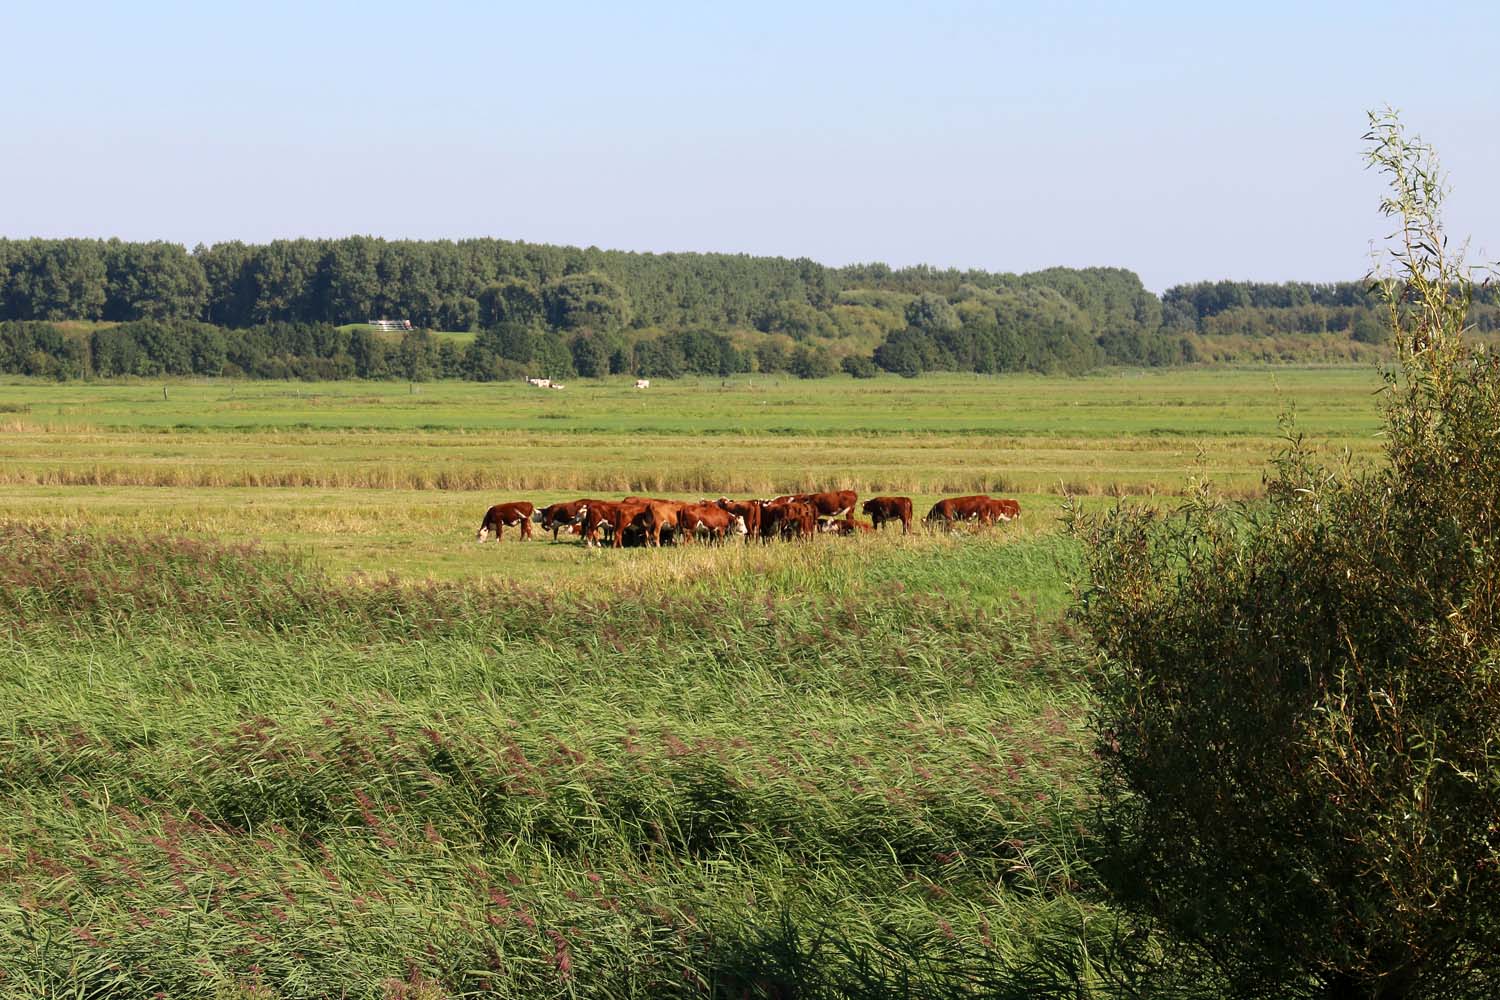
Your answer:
[1073,112,1500,999]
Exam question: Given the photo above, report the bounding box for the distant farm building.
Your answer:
[635,379,650,389]
[368,318,413,332]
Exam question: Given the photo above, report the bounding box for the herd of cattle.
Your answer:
[475,491,1021,547]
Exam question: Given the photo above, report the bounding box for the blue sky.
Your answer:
[2,1,1496,290]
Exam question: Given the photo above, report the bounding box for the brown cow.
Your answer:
[642,500,685,546]
[978,498,1022,524]
[714,498,762,541]
[680,503,747,543]
[535,499,598,540]
[476,502,535,542]
[764,500,817,541]
[861,496,913,534]
[925,494,991,528]
[834,518,876,535]
[788,490,857,524]
[580,500,650,548]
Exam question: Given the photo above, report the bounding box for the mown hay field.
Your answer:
[0,367,1382,582]
[0,366,1384,997]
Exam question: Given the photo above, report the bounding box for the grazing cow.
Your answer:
[979,498,1022,523]
[476,502,536,542]
[789,490,858,524]
[680,503,747,543]
[535,499,598,540]
[579,500,649,547]
[861,496,913,534]
[625,497,691,545]
[713,498,762,541]
[763,500,817,541]
[925,494,992,529]
[642,500,685,547]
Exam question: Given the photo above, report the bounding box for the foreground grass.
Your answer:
[0,524,1166,999]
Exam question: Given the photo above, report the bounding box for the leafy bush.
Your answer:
[1072,112,1500,998]
[790,344,836,379]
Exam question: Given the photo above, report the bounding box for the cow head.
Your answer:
[476,525,492,543]
[531,510,545,523]
[730,514,747,535]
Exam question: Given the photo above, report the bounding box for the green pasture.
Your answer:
[0,484,1070,593]
[0,368,1384,507]
[0,365,1395,996]
[0,366,1387,583]
[0,366,1383,436]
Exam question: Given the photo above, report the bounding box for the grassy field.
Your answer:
[0,367,1383,582]
[0,367,1383,996]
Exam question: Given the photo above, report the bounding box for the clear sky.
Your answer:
[3,1,1496,291]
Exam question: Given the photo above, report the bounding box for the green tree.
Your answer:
[840,354,877,378]
[755,339,790,373]
[1351,310,1389,344]
[397,330,435,382]
[1072,112,1500,1000]
[903,292,960,332]
[478,278,544,328]
[347,328,388,379]
[547,272,630,332]
[435,339,462,379]
[789,345,835,379]
[570,334,611,378]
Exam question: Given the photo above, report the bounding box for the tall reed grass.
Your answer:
[0,523,1178,998]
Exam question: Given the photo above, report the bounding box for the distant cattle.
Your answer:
[862,496,913,534]
[579,500,648,547]
[713,498,762,540]
[787,490,857,524]
[979,497,1021,523]
[763,499,816,541]
[476,502,536,542]
[925,495,992,528]
[679,503,747,543]
[535,499,598,540]
[925,494,1021,528]
[642,500,686,546]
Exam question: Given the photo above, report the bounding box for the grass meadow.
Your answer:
[0,367,1385,997]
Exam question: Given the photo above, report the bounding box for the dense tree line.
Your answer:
[0,320,795,383]
[4,236,1489,380]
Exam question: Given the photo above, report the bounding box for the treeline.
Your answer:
[3,236,1493,380]
[0,319,848,383]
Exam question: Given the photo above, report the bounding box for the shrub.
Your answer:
[789,345,836,379]
[1072,112,1500,999]
[841,354,878,378]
